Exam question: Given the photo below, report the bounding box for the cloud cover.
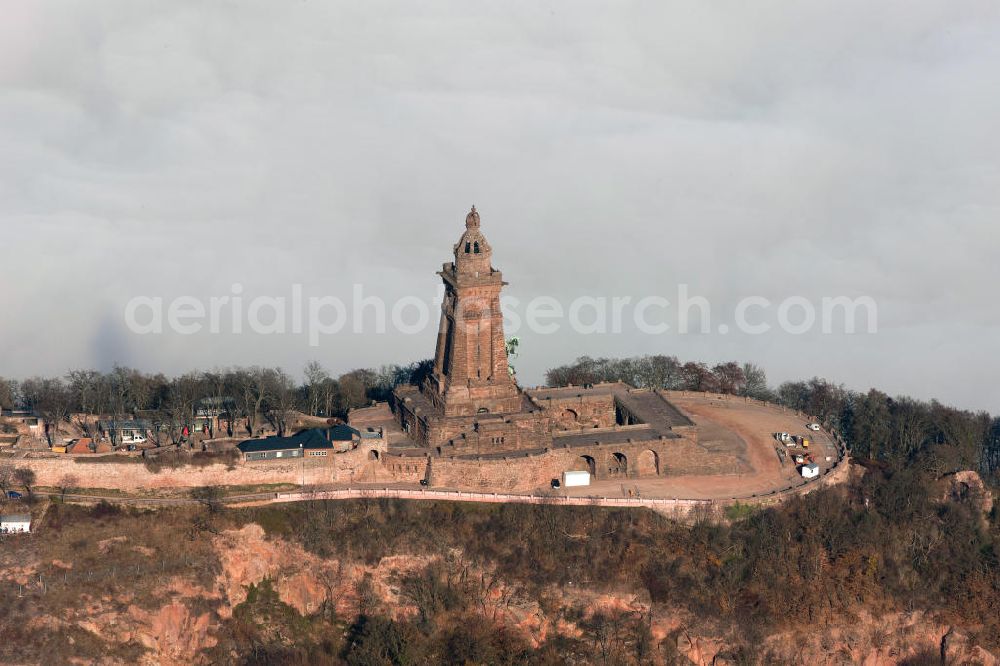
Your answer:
[1,1,999,411]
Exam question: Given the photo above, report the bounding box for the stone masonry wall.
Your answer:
[426,434,742,492]
[11,444,381,491]
[11,427,736,494]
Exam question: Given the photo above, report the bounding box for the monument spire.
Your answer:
[424,206,520,417]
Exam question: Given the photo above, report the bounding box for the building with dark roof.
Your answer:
[237,425,364,461]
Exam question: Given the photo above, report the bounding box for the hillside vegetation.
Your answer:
[1,356,997,664]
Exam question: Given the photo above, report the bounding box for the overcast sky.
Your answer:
[2,1,999,412]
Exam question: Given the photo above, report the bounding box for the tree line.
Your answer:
[545,355,770,399]
[0,360,432,445]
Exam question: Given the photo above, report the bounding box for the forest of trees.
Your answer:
[545,355,770,399]
[0,360,433,445]
[547,355,1000,486]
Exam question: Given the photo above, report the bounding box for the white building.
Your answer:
[800,463,820,479]
[0,514,31,534]
[563,470,591,487]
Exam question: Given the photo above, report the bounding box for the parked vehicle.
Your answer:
[6,491,23,500]
[807,423,821,431]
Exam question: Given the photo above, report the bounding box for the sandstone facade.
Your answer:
[356,207,706,487]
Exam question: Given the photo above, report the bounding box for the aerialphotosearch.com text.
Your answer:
[124,283,878,346]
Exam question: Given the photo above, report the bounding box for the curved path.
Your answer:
[31,460,849,516]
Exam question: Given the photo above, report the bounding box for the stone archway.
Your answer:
[573,455,596,476]
[556,408,580,430]
[608,452,628,478]
[636,449,659,476]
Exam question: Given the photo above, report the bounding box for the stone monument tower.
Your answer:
[423,207,522,417]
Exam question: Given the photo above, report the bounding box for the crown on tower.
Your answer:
[465,205,480,229]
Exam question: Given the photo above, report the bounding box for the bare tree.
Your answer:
[0,464,14,497]
[681,362,717,392]
[13,467,36,497]
[741,363,769,400]
[190,485,223,513]
[712,362,746,395]
[66,369,103,435]
[0,377,15,411]
[321,377,340,419]
[57,473,79,501]
[166,373,202,446]
[21,377,74,446]
[304,361,329,417]
[201,370,230,438]
[236,367,270,437]
[267,369,299,437]
[337,369,373,414]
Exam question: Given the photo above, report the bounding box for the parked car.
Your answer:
[6,491,23,500]
[551,479,561,489]
[419,479,429,486]
[807,423,821,431]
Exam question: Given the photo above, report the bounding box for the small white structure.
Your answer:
[563,470,591,487]
[800,463,820,479]
[0,514,31,534]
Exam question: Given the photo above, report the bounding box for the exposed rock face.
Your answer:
[129,601,216,664]
[24,583,220,666]
[940,470,994,515]
[212,523,436,619]
[6,521,997,664]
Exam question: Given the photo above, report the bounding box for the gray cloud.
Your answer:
[2,1,999,411]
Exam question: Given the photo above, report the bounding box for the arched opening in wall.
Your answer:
[477,407,489,414]
[614,401,642,426]
[369,450,380,461]
[473,241,480,254]
[557,408,579,429]
[636,449,659,476]
[608,452,628,477]
[572,455,596,476]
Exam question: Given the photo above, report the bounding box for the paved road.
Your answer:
[31,484,710,510]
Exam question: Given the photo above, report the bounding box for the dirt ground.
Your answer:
[564,393,838,500]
